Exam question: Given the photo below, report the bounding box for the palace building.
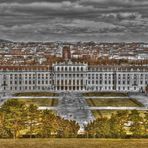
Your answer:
[0,61,148,94]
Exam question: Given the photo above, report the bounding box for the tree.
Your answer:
[0,109,6,138]
[109,113,123,138]
[85,117,110,138]
[143,112,148,136]
[26,104,40,138]
[55,118,79,138]
[94,117,110,138]
[111,111,129,138]
[39,110,55,138]
[129,110,145,138]
[145,85,148,95]
[1,99,27,139]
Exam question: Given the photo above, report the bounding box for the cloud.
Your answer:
[0,1,96,15]
[101,12,142,21]
[0,0,148,42]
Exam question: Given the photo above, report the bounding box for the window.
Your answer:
[100,80,102,84]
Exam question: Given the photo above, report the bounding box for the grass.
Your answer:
[15,92,58,97]
[0,139,148,148]
[86,98,143,107]
[87,98,145,119]
[83,92,128,97]
[17,98,58,107]
[91,110,148,119]
[92,110,122,119]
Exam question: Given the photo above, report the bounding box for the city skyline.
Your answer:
[0,0,148,42]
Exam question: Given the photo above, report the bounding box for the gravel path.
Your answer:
[57,92,95,132]
[129,94,148,107]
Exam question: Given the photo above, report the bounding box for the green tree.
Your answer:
[55,118,79,138]
[85,117,110,138]
[145,85,148,94]
[0,109,6,138]
[1,99,27,139]
[143,112,148,136]
[26,104,40,138]
[94,117,110,138]
[129,110,145,138]
[39,110,55,138]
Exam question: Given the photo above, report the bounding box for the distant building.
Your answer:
[62,46,71,60]
[0,61,148,94]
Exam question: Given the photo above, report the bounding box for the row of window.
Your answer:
[89,86,141,91]
[56,66,85,71]
[9,80,50,85]
[9,86,50,91]
[56,74,84,78]
[56,80,84,85]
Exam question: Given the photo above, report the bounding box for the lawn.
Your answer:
[86,98,143,107]
[15,92,58,97]
[0,139,148,148]
[83,92,128,97]
[91,110,148,119]
[17,98,58,107]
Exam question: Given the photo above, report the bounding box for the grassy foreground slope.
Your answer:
[0,139,148,148]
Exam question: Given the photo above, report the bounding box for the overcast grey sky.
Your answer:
[0,0,148,42]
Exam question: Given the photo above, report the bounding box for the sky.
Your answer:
[0,0,148,42]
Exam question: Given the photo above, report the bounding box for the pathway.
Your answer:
[57,92,95,132]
